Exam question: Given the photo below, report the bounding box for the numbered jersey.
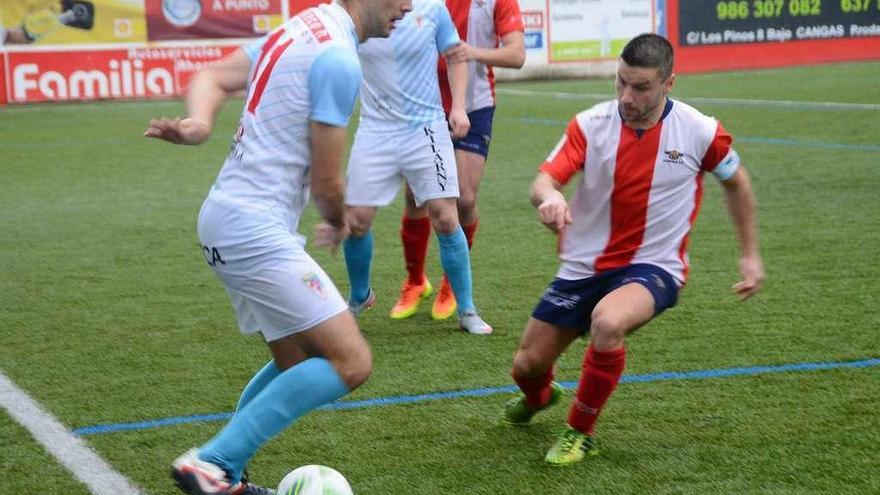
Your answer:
[208,1,361,234]
[356,0,460,133]
[438,0,523,113]
[541,99,740,284]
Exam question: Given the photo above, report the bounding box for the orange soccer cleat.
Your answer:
[390,277,433,319]
[431,275,458,320]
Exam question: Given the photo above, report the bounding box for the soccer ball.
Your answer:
[276,465,354,495]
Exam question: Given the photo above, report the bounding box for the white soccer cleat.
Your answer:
[348,288,377,317]
[171,449,275,495]
[458,311,493,335]
[171,449,235,495]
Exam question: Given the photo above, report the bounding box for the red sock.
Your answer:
[568,345,626,435]
[401,216,431,285]
[462,220,478,250]
[513,369,554,409]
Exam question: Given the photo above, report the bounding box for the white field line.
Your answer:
[0,372,146,495]
[496,88,880,111]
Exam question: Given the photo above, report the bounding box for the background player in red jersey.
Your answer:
[502,33,765,465]
[389,0,525,323]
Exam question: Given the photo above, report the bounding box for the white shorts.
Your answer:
[346,121,459,207]
[197,198,348,342]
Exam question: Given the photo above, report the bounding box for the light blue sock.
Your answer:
[234,360,281,414]
[437,227,475,313]
[199,358,349,482]
[343,231,373,304]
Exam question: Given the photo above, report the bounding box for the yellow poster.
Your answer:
[1,0,147,45]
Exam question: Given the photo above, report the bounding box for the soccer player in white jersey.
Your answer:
[501,34,765,466]
[342,0,492,334]
[390,0,525,321]
[144,0,412,492]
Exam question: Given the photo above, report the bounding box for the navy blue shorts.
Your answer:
[453,106,495,158]
[531,264,679,335]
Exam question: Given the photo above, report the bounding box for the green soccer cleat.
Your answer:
[544,427,599,466]
[503,381,564,425]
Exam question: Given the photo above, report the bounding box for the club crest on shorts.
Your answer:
[302,272,328,300]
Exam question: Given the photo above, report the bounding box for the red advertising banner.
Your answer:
[145,0,284,40]
[288,0,325,17]
[668,0,880,73]
[1,53,8,105]
[5,45,238,104]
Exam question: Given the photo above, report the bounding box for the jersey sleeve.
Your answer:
[434,3,461,53]
[701,121,740,180]
[493,0,524,37]
[538,117,587,185]
[308,46,362,127]
[241,35,267,64]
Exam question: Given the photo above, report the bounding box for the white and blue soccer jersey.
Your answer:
[207,2,362,235]
[356,0,459,133]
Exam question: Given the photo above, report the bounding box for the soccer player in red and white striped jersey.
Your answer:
[502,34,765,466]
[390,0,525,323]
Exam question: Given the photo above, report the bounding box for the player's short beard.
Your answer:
[363,11,390,38]
[619,91,665,124]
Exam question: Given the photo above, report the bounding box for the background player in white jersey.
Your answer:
[391,0,525,322]
[342,0,492,334]
[501,34,765,466]
[143,0,412,492]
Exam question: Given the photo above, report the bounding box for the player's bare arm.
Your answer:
[720,166,764,300]
[143,48,251,145]
[530,172,572,234]
[443,45,471,139]
[310,121,349,253]
[449,31,525,68]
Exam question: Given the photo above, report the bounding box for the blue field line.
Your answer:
[72,357,880,437]
[515,117,880,153]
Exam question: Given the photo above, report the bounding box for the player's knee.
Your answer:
[336,345,373,390]
[589,310,627,350]
[430,208,459,234]
[512,349,549,378]
[346,214,373,237]
[456,194,477,219]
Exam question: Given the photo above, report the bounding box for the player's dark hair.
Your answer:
[621,33,674,79]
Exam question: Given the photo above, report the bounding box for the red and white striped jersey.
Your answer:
[541,99,739,284]
[438,0,523,113]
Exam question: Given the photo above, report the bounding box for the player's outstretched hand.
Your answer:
[448,107,470,140]
[313,222,349,255]
[537,193,572,234]
[143,117,211,145]
[733,254,764,301]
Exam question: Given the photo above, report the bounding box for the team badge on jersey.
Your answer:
[663,149,685,165]
[302,272,328,300]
